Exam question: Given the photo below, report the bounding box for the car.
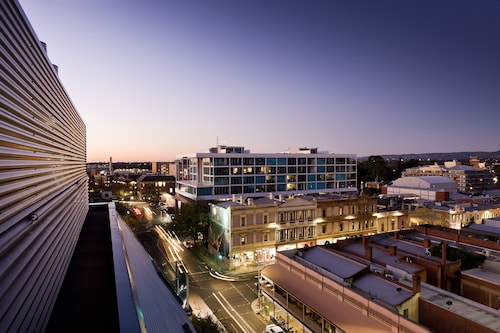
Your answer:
[265,324,284,333]
[183,241,193,248]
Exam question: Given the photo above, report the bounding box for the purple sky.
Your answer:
[19,0,500,162]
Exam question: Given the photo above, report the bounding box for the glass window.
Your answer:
[266,158,276,165]
[231,186,242,194]
[231,177,242,184]
[256,176,265,183]
[243,158,254,165]
[255,157,265,165]
[214,158,228,166]
[277,158,287,165]
[244,185,254,193]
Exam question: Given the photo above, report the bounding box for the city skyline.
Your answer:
[19,0,500,162]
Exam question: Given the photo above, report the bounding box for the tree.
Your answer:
[358,155,393,184]
[168,202,209,246]
[191,314,222,333]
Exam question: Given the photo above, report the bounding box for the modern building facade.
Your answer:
[1,1,88,331]
[176,145,358,201]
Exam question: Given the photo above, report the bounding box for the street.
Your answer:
[151,219,269,333]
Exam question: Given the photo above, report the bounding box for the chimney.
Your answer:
[232,194,237,202]
[389,245,397,256]
[412,274,421,293]
[423,239,430,249]
[365,246,373,261]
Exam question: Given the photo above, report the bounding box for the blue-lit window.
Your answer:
[277,184,286,191]
[215,177,229,185]
[317,182,326,189]
[256,176,265,183]
[308,175,316,181]
[317,158,325,164]
[278,158,286,165]
[336,174,346,180]
[214,158,228,166]
[277,175,286,183]
[317,166,325,172]
[198,187,212,195]
[244,185,254,193]
[266,158,276,165]
[308,183,316,190]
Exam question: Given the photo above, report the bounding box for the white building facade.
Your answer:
[176,145,358,201]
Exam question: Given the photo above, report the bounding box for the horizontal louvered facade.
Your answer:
[0,1,88,332]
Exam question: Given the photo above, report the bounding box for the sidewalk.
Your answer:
[191,245,260,277]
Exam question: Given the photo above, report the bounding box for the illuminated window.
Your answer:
[241,236,246,245]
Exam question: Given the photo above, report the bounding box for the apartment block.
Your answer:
[176,145,357,201]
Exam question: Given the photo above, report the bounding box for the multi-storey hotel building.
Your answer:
[176,145,358,201]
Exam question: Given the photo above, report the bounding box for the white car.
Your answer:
[265,324,284,333]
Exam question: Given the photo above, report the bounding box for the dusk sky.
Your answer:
[19,0,500,162]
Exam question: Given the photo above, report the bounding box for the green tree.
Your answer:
[393,158,420,179]
[358,156,393,184]
[430,243,486,271]
[168,202,209,246]
[191,314,222,333]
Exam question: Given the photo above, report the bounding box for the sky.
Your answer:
[19,0,500,162]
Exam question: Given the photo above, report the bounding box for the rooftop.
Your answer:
[46,203,194,333]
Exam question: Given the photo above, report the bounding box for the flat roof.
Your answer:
[300,246,366,279]
[46,203,195,333]
[420,283,500,332]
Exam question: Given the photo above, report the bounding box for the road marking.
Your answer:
[212,291,256,333]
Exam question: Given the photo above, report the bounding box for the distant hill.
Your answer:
[359,150,500,161]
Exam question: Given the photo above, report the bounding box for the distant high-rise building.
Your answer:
[175,145,358,201]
